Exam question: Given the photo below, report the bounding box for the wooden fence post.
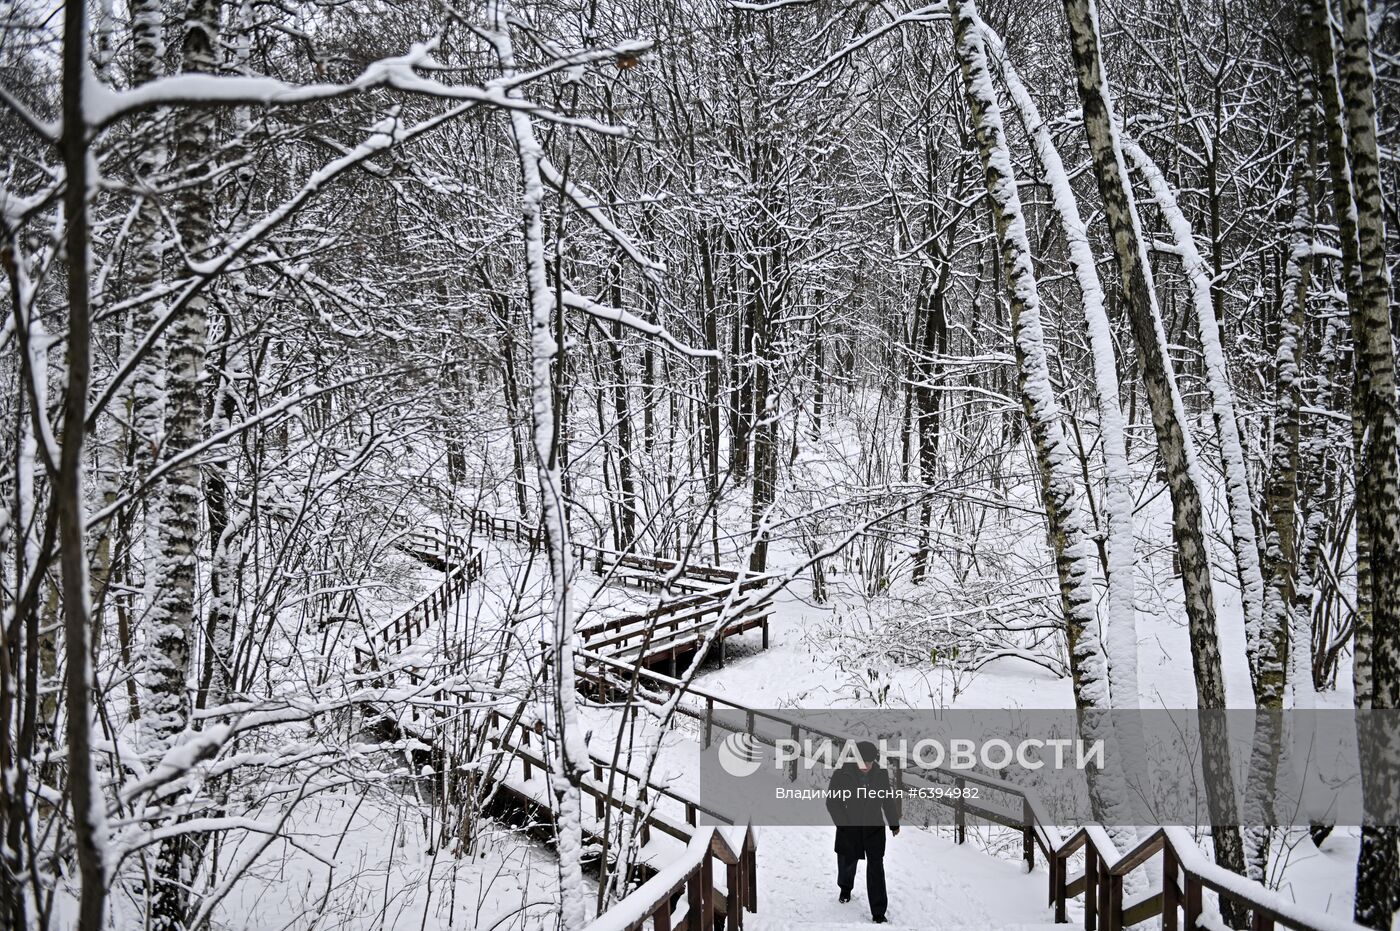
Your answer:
[727,860,743,931]
[1184,874,1202,931]
[687,864,704,931]
[1083,844,1097,931]
[954,778,966,845]
[1106,870,1122,931]
[1052,851,1066,922]
[1097,858,1110,931]
[745,842,758,912]
[701,850,715,930]
[1022,797,1034,871]
[1161,843,1178,931]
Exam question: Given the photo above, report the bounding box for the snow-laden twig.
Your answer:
[540,159,666,276]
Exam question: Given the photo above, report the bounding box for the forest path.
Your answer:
[746,823,1049,929]
[660,584,1055,929]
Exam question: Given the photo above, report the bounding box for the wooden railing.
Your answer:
[382,505,1362,931]
[577,650,1368,931]
[353,551,482,669]
[579,646,1058,874]
[458,506,753,594]
[578,592,771,668]
[360,509,764,929]
[1050,825,1365,931]
[486,709,758,930]
[465,507,543,548]
[577,827,757,931]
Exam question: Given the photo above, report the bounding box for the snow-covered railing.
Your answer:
[574,542,763,590]
[392,522,480,569]
[484,710,758,930]
[455,505,752,592]
[399,502,1357,931]
[487,710,737,843]
[1050,825,1368,931]
[575,825,757,931]
[352,557,479,669]
[576,589,772,669]
[465,507,543,548]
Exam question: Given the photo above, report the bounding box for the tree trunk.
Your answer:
[1122,136,1266,681]
[987,26,1139,717]
[488,9,590,925]
[951,0,1129,830]
[1059,0,1247,890]
[608,262,638,550]
[147,2,222,926]
[58,2,109,926]
[1330,0,1400,922]
[1245,68,1316,883]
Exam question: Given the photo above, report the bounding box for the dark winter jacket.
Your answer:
[826,762,900,858]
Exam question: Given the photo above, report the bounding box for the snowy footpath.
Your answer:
[746,823,1051,930]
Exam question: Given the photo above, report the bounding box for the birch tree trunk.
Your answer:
[1242,69,1317,883]
[147,2,222,926]
[1120,136,1265,682]
[1307,0,1371,711]
[949,0,1130,829]
[1059,0,1248,891]
[983,21,1139,720]
[1331,0,1400,922]
[487,5,590,925]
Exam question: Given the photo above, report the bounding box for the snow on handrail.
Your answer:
[578,828,715,931]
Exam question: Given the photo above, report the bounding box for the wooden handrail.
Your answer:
[576,646,1057,864]
[576,826,757,931]
[352,547,483,669]
[1050,825,1368,931]
[588,642,1358,931]
[458,506,754,591]
[483,708,758,931]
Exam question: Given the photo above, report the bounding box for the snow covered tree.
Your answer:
[1058,0,1248,891]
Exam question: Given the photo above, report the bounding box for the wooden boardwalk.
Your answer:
[364,508,1361,931]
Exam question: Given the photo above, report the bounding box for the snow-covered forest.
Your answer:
[2,0,1398,928]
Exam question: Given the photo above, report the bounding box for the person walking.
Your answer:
[826,740,900,923]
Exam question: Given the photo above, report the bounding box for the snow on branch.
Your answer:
[78,38,642,135]
[787,3,949,86]
[86,107,470,425]
[560,289,717,359]
[539,158,666,275]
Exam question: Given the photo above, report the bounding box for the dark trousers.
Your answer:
[837,851,887,918]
